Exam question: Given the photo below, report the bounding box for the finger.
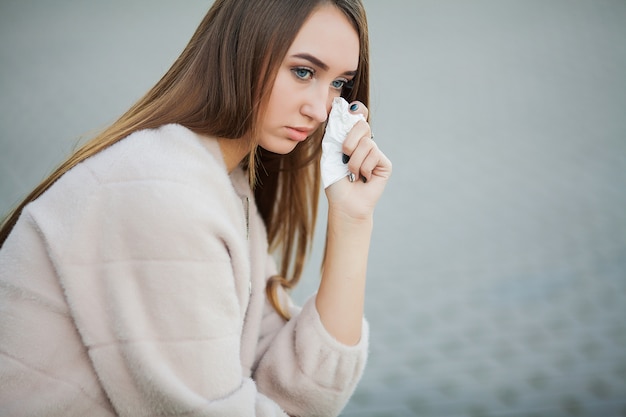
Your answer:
[348,101,369,121]
[342,120,371,160]
[372,149,393,179]
[347,135,376,177]
[359,144,381,182]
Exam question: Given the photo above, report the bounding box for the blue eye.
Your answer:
[292,67,314,80]
[331,79,346,90]
[332,78,355,91]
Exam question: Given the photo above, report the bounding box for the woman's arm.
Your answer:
[251,104,390,415]
[30,127,292,417]
[316,101,392,345]
[56,178,288,417]
[316,210,372,345]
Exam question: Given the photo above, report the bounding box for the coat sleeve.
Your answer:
[36,171,289,417]
[252,256,369,417]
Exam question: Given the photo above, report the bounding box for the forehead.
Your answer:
[288,5,360,71]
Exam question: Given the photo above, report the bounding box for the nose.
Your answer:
[301,85,330,124]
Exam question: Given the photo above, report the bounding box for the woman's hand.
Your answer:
[317,100,391,345]
[324,101,392,221]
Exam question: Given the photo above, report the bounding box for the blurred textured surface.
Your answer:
[1,1,625,416]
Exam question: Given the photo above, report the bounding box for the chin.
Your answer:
[259,139,300,155]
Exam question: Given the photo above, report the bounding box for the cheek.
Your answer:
[268,70,295,109]
[327,90,341,113]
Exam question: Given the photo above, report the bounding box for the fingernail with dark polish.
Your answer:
[350,103,359,111]
[361,175,367,183]
[342,153,350,164]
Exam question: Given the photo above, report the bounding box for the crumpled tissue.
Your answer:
[321,97,365,188]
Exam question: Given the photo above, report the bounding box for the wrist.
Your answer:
[327,206,374,229]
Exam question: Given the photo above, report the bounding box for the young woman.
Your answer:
[0,0,391,416]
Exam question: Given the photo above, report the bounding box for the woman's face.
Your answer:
[258,5,360,154]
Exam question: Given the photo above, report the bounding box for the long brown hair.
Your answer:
[0,0,370,320]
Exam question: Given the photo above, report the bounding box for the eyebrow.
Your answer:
[292,53,357,77]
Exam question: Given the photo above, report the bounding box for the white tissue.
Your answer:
[321,97,365,188]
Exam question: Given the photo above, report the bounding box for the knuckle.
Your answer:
[352,120,367,133]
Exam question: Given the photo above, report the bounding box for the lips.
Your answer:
[285,126,314,142]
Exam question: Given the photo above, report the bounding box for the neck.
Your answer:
[217,137,251,173]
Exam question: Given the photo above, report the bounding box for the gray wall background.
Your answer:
[1,1,625,416]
